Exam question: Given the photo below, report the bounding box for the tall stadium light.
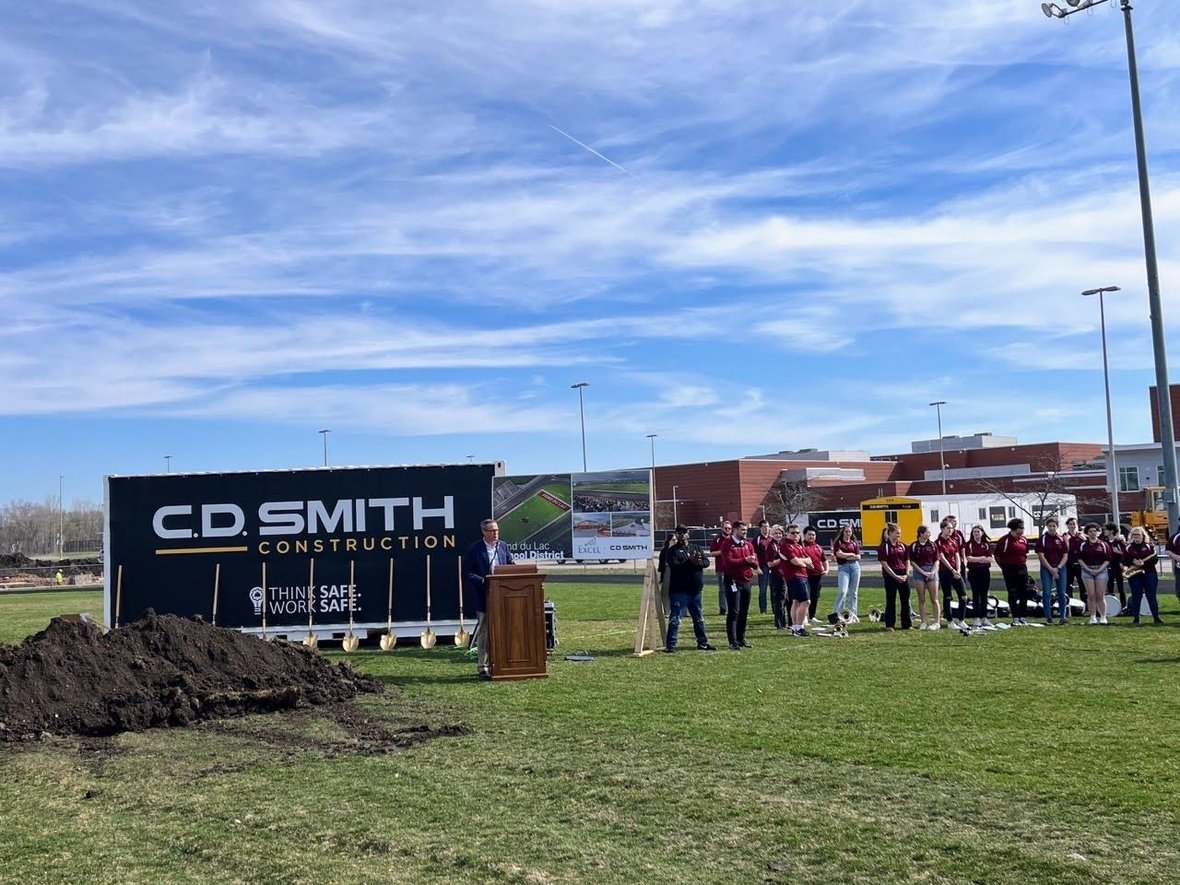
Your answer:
[647,434,659,528]
[1083,286,1123,522]
[571,382,589,472]
[929,401,948,495]
[318,429,331,467]
[1044,0,1178,530]
[164,454,172,473]
[672,485,679,528]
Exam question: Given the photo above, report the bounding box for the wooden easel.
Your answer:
[633,557,668,656]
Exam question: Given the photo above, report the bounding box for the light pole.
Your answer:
[1044,0,1179,530]
[571,382,589,472]
[58,475,64,560]
[929,401,947,495]
[672,485,679,528]
[318,429,331,467]
[1084,286,1123,521]
[164,454,172,473]
[646,433,658,527]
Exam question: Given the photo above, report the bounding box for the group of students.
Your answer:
[871,513,1165,631]
[685,514,1171,644]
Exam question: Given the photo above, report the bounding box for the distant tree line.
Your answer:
[0,498,103,556]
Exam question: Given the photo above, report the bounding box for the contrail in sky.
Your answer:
[548,124,636,178]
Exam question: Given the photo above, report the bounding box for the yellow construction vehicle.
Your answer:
[1127,486,1168,537]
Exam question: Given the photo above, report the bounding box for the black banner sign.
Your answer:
[104,464,495,632]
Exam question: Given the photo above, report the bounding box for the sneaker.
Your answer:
[1057,617,1068,625]
[1153,618,1164,625]
[476,669,492,680]
[884,626,895,633]
[982,618,993,627]
[1099,616,1109,625]
[1133,618,1141,626]
[1089,615,1099,625]
[848,614,861,624]
[740,640,753,648]
[729,642,741,650]
[919,622,929,631]
[930,622,941,631]
[975,618,984,628]
[698,643,717,651]
[664,646,676,653]
[1045,619,1054,627]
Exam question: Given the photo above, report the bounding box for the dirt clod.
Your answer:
[0,610,384,740]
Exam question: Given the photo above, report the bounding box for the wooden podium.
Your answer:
[486,564,548,681]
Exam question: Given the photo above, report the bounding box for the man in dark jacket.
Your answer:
[463,518,515,679]
[664,525,715,652]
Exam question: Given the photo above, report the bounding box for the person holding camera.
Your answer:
[664,525,716,652]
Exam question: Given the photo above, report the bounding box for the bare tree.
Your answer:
[975,455,1076,533]
[0,498,103,556]
[760,480,824,528]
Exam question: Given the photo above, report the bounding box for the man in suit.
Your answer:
[463,518,515,679]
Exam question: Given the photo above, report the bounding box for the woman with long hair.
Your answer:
[830,524,862,622]
[936,519,967,629]
[878,523,912,632]
[910,525,940,630]
[995,518,1030,625]
[765,525,789,630]
[1125,526,1162,625]
[964,525,994,627]
[1103,522,1128,612]
[1078,522,1112,625]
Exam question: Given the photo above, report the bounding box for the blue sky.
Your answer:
[3,0,1180,506]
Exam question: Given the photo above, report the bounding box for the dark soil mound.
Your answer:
[0,552,34,569]
[0,611,383,741]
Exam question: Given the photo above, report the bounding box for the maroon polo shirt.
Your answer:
[1077,539,1112,568]
[831,538,861,562]
[802,540,826,576]
[878,541,909,574]
[781,540,810,580]
[755,532,776,567]
[910,539,937,569]
[934,534,960,570]
[964,540,993,563]
[994,533,1028,566]
[1035,533,1069,568]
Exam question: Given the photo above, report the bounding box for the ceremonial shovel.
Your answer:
[342,560,359,652]
[420,554,437,649]
[303,558,319,649]
[454,555,471,648]
[379,559,397,651]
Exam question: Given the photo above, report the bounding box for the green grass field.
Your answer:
[574,481,648,495]
[4,585,1180,883]
[497,489,569,540]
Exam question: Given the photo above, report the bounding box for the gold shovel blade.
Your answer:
[342,633,359,653]
[455,628,471,647]
[379,633,396,651]
[420,628,437,649]
[303,633,319,649]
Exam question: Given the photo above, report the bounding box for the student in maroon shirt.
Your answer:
[781,526,813,635]
[910,525,940,630]
[1063,516,1084,613]
[963,526,994,626]
[994,518,1030,624]
[936,520,967,629]
[1036,516,1070,625]
[755,519,775,616]
[710,521,733,616]
[878,523,912,631]
[830,525,862,621]
[1125,526,1162,625]
[1078,522,1112,625]
[766,525,789,630]
[721,521,758,648]
[802,526,829,623]
[946,515,968,574]
[1103,522,1128,612]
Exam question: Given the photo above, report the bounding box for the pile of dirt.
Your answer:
[0,552,34,569]
[0,611,383,741]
